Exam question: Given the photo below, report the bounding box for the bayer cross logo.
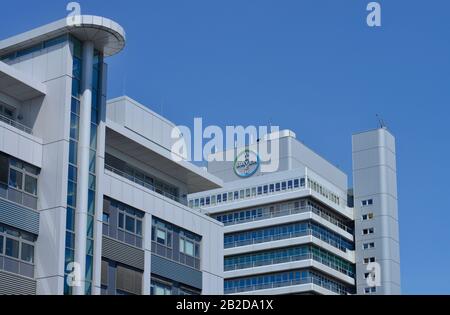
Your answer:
[234,150,260,178]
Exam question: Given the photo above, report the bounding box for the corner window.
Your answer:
[21,243,34,263]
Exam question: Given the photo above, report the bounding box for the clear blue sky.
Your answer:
[1,0,449,294]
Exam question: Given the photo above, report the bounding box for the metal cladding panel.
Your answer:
[151,254,202,290]
[0,271,36,295]
[0,198,39,235]
[102,236,145,270]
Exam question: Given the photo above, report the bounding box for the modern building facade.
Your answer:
[0,16,224,295]
[189,129,401,295]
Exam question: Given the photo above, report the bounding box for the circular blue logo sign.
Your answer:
[233,150,260,178]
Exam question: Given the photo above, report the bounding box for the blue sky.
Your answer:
[1,0,449,294]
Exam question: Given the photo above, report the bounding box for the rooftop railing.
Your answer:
[221,205,353,234]
[224,228,352,253]
[105,164,187,206]
[225,276,351,295]
[0,113,33,135]
[224,252,355,278]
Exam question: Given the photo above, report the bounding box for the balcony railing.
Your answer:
[224,252,355,278]
[0,113,33,134]
[225,276,351,295]
[105,164,187,206]
[221,205,353,234]
[224,228,352,253]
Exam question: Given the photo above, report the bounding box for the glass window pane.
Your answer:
[88,190,95,215]
[0,235,3,254]
[90,124,97,149]
[69,140,78,165]
[66,207,75,232]
[136,220,142,236]
[156,229,166,244]
[118,213,124,229]
[5,238,19,258]
[87,215,94,238]
[70,113,79,140]
[72,78,80,97]
[125,216,135,233]
[185,240,194,256]
[9,169,23,190]
[179,238,185,253]
[21,243,34,263]
[71,98,80,115]
[67,181,77,208]
[24,175,37,195]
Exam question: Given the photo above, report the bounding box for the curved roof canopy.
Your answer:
[0,15,126,57]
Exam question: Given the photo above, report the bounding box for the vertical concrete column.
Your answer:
[74,41,94,295]
[143,213,152,295]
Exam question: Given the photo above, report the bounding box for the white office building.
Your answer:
[0,16,224,295]
[189,129,401,295]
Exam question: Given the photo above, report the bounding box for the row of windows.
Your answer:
[189,177,306,209]
[103,198,144,248]
[8,158,38,196]
[224,220,354,252]
[152,218,201,259]
[102,198,203,270]
[213,198,353,233]
[150,277,200,295]
[224,269,353,295]
[307,178,341,206]
[0,224,35,263]
[0,35,67,62]
[224,245,355,277]
[0,154,39,210]
[361,199,374,206]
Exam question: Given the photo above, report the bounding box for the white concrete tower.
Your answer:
[352,128,401,295]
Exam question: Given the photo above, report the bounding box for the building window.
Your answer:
[364,257,376,264]
[152,217,201,270]
[0,154,39,209]
[362,199,374,206]
[155,228,171,247]
[363,228,374,235]
[363,242,375,250]
[362,213,374,221]
[102,198,144,248]
[151,278,173,295]
[364,287,377,294]
[0,224,36,278]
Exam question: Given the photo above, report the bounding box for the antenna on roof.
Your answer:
[376,114,387,129]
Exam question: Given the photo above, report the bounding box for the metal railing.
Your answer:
[225,276,350,295]
[224,252,355,278]
[224,228,352,252]
[105,164,187,206]
[222,205,353,234]
[0,113,33,134]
